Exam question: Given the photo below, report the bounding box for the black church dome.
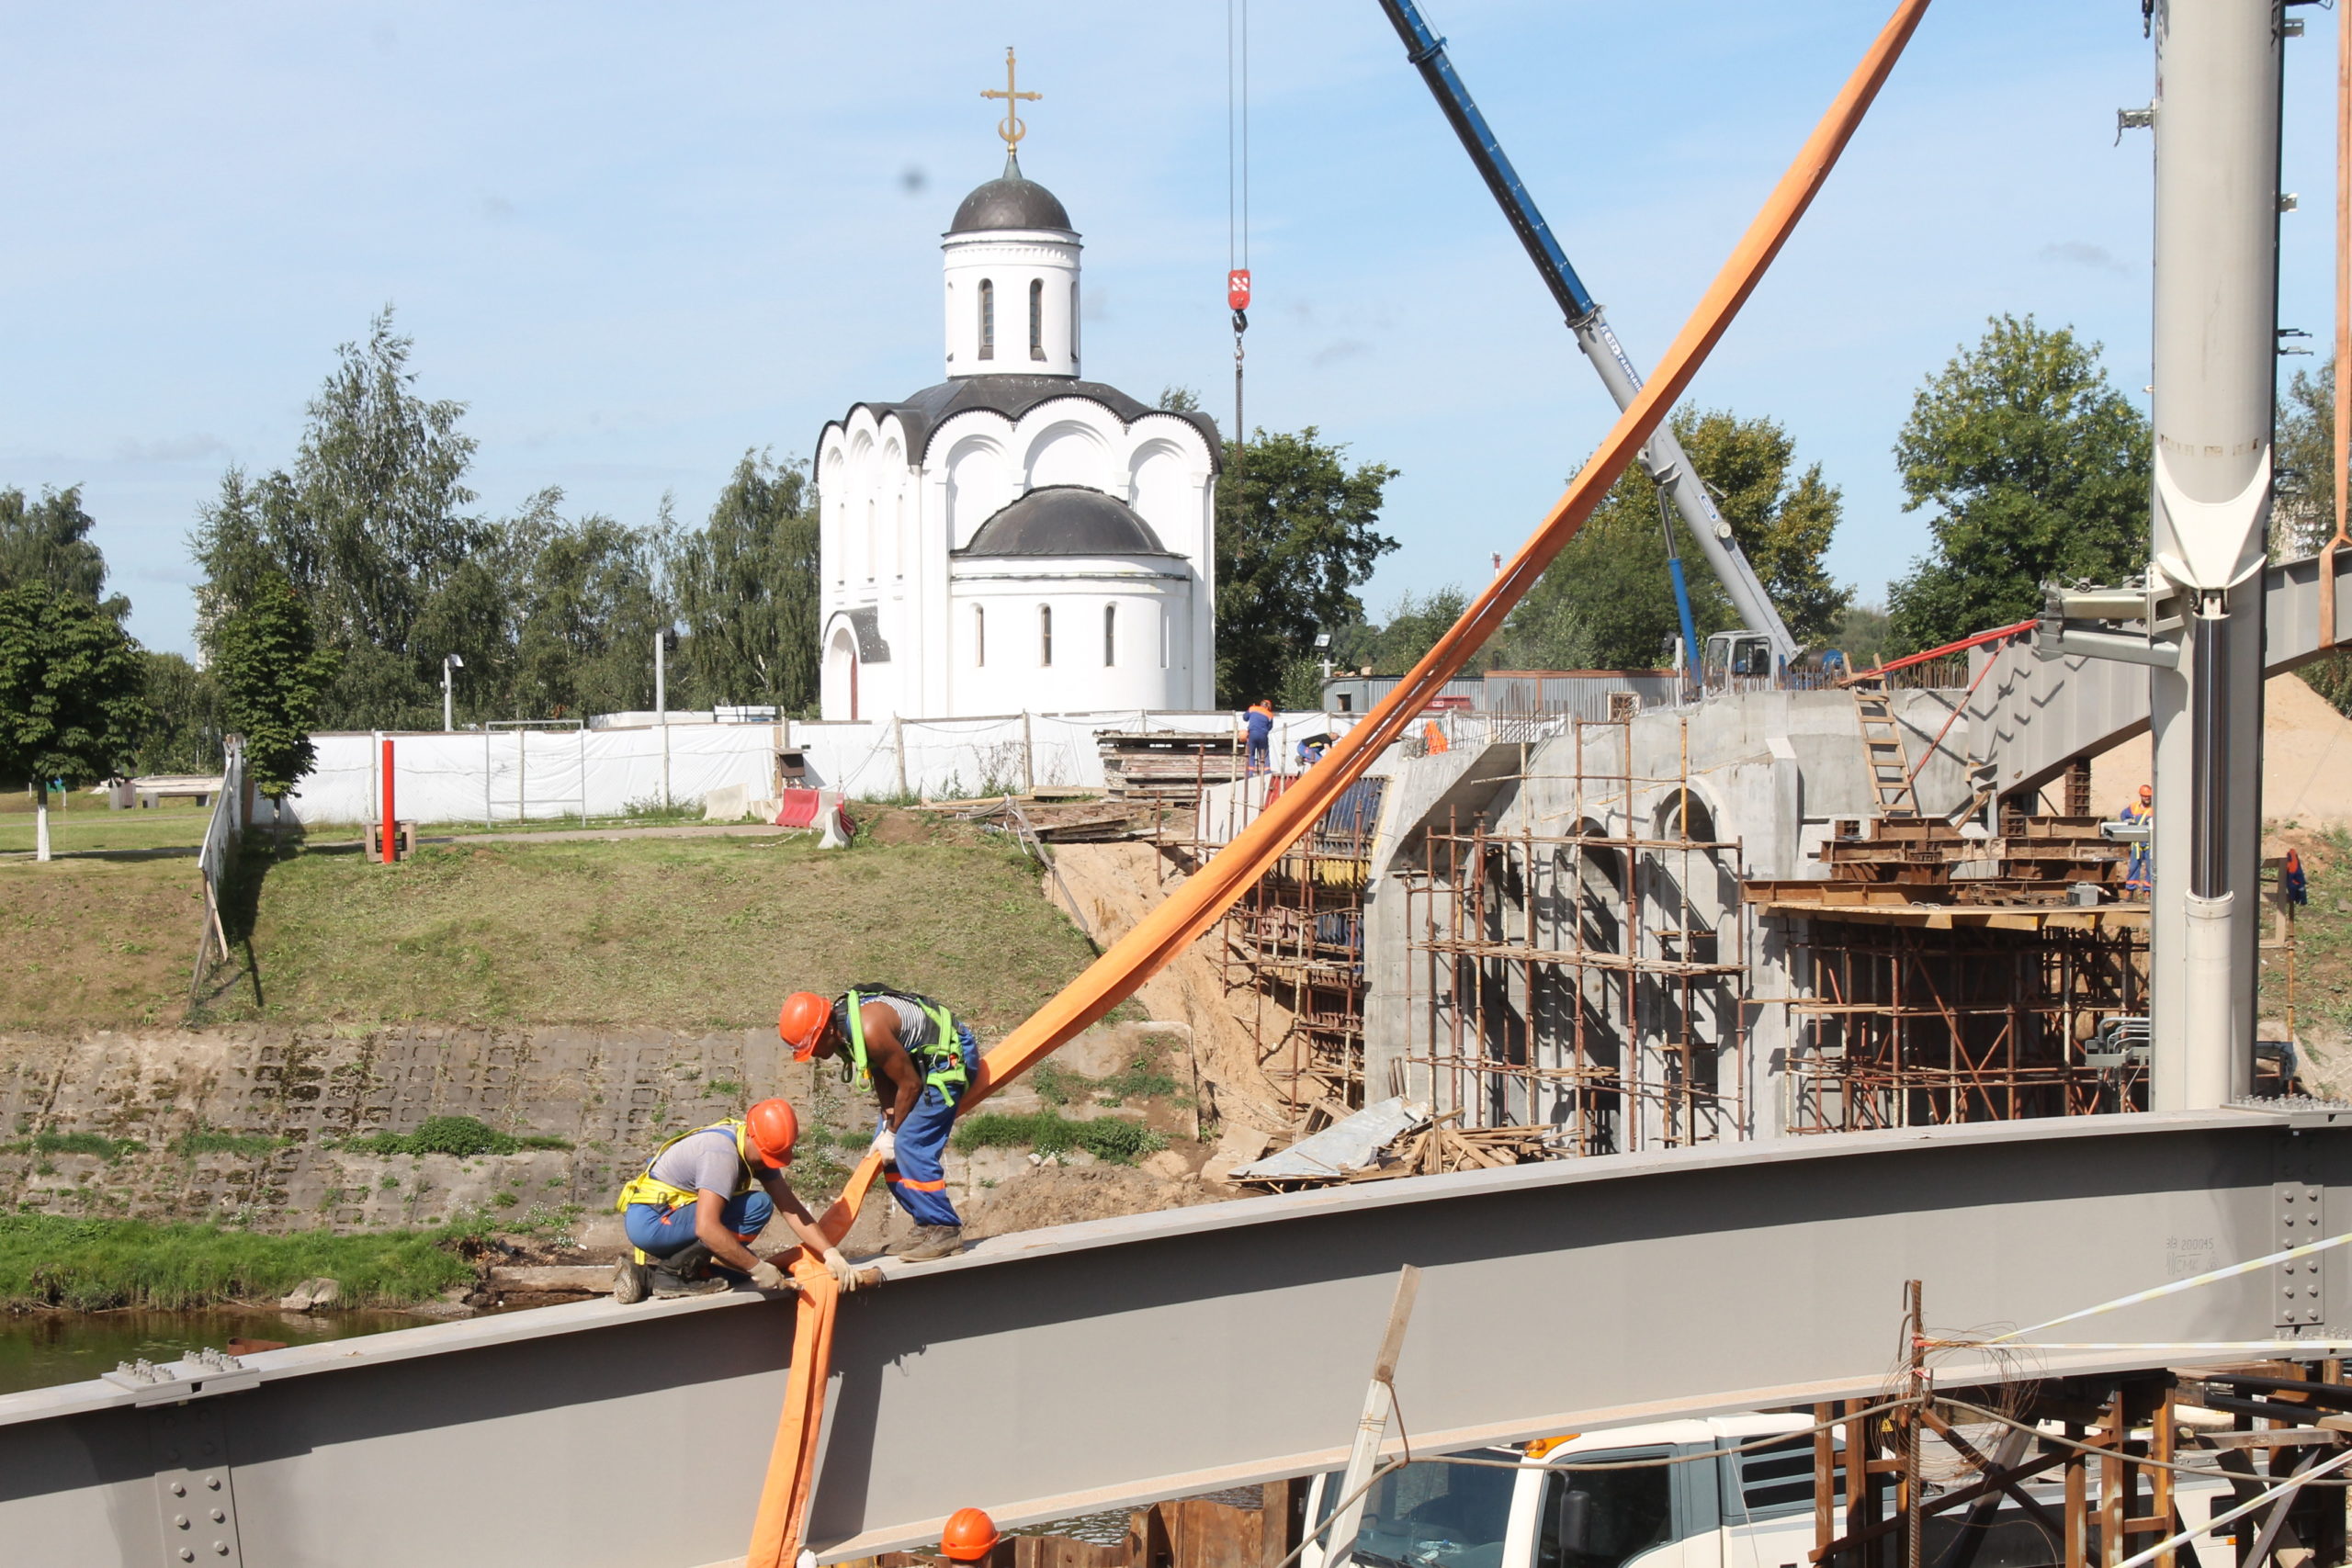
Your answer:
[948,153,1073,234]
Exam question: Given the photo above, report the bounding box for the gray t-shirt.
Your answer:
[647,1127,752,1199]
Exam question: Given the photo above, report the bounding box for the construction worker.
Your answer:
[2120,783,2154,897]
[778,984,981,1261]
[1242,699,1275,774]
[611,1097,866,1303]
[940,1507,1002,1564]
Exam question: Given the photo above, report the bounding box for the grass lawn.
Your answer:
[198,821,1095,1031]
[2260,824,2352,1052]
[0,791,215,857]
[0,857,207,1029]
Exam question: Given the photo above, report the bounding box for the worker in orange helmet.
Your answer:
[611,1097,868,1303]
[2120,783,2154,897]
[940,1507,1003,1563]
[779,984,981,1261]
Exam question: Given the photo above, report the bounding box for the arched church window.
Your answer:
[1029,279,1046,361]
[1070,282,1080,367]
[865,499,876,580]
[1039,604,1053,667]
[1159,610,1170,670]
[978,280,995,360]
[974,605,986,667]
[1102,604,1116,666]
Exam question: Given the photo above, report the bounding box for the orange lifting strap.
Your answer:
[743,5,1933,1561]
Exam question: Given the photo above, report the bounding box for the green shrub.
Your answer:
[951,1110,1165,1164]
[7,1132,147,1161]
[173,1129,284,1158]
[339,1115,571,1156]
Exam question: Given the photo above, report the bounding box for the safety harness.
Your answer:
[614,1120,763,1214]
[838,986,973,1108]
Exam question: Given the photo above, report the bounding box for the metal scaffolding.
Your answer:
[1399,714,1748,1156]
[1781,915,2148,1134]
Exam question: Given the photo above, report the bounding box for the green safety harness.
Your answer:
[837,986,973,1107]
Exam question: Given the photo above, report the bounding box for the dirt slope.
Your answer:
[2091,671,2352,826]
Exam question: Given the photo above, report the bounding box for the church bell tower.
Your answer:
[942,50,1081,379]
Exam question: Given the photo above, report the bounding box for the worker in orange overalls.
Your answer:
[2120,783,2154,896]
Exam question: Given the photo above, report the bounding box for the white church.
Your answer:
[815,143,1221,722]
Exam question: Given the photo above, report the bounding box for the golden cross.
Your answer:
[980,46,1040,150]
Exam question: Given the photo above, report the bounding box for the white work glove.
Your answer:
[871,1127,897,1163]
[748,1259,790,1292]
[824,1248,869,1292]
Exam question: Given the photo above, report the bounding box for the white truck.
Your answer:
[1300,1413,2245,1568]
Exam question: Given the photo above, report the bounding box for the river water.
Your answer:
[0,1310,421,1395]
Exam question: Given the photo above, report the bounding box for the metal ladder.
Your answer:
[1850,677,1918,818]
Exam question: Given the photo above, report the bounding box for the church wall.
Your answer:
[947,567,1192,716]
[941,231,1080,378]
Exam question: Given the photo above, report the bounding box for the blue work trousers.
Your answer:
[882,1085,963,1228]
[624,1190,774,1263]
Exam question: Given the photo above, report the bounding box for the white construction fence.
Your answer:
[280,710,1343,826]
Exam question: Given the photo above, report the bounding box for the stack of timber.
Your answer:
[1098,730,1245,803]
[1385,1113,1549,1178]
[1747,816,2133,913]
[940,795,1167,843]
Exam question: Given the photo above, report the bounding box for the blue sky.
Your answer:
[1,2,2339,658]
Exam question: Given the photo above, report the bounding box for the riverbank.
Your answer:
[0,1211,483,1311]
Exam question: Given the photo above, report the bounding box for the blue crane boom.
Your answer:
[1374,0,1797,671]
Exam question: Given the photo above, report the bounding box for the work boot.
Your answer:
[645,1241,728,1297]
[612,1256,650,1305]
[891,1225,965,1262]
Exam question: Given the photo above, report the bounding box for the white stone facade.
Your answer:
[815,160,1218,722]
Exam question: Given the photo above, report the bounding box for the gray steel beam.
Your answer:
[2,1111,2346,1568]
[1967,549,2352,803]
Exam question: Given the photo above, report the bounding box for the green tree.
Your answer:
[133,652,225,776]
[1885,315,2150,654]
[210,576,341,802]
[1502,408,1849,670]
[0,583,148,859]
[191,308,486,728]
[2276,359,2335,558]
[1216,427,1397,707]
[0,486,127,619]
[671,451,821,714]
[511,500,672,720]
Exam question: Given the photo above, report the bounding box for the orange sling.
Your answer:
[744,5,1933,1560]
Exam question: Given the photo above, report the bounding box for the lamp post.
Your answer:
[442,653,464,732]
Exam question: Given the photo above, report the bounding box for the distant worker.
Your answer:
[2285,847,2309,908]
[1296,731,1333,768]
[940,1508,1003,1564]
[1242,699,1275,774]
[2120,784,2154,897]
[779,984,983,1261]
[612,1098,867,1303]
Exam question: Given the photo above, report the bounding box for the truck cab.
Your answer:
[1702,631,1780,686]
[1299,1413,2235,1568]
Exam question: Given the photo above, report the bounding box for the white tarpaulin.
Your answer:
[282,710,1341,825]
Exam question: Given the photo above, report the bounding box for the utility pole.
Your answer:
[2146,0,2278,1109]
[441,653,464,733]
[655,629,678,810]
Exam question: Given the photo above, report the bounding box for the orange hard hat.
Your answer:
[744,1099,799,1168]
[940,1507,1001,1562]
[2139,784,2154,801]
[778,991,832,1060]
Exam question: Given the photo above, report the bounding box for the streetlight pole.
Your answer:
[442,654,464,732]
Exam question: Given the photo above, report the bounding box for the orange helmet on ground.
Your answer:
[778,991,831,1060]
[940,1507,1001,1562]
[744,1099,799,1168]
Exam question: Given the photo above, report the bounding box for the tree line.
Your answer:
[11,306,2312,815]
